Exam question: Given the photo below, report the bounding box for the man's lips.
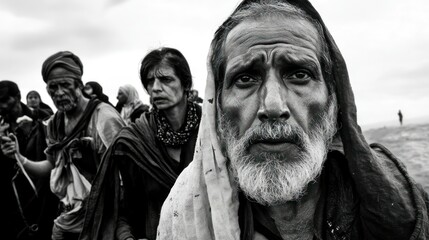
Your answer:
[248,138,300,153]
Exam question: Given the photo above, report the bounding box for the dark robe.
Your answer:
[81,104,201,240]
[39,101,54,115]
[129,104,150,123]
[0,103,59,240]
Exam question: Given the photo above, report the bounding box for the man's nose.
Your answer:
[257,73,290,122]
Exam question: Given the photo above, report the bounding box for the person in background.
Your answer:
[116,84,150,125]
[1,80,58,240]
[1,51,125,240]
[83,81,113,106]
[81,47,202,240]
[188,89,203,104]
[398,109,403,126]
[26,90,54,120]
[157,1,429,239]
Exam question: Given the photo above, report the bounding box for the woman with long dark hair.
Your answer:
[81,47,202,240]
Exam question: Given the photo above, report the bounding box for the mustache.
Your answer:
[54,95,74,102]
[238,121,307,150]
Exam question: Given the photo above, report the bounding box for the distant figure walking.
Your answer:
[398,110,403,126]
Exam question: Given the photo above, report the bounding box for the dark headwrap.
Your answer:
[0,80,20,100]
[41,51,83,85]
[85,81,110,103]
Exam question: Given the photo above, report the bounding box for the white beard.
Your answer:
[217,97,337,206]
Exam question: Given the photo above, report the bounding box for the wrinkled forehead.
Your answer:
[46,77,76,87]
[224,15,322,63]
[46,67,79,82]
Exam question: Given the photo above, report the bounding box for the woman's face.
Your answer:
[146,63,186,111]
[27,93,41,108]
[84,84,93,96]
[117,89,128,105]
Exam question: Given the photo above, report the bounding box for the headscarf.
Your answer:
[119,84,145,125]
[157,0,429,239]
[26,90,54,115]
[0,80,20,99]
[41,51,83,85]
[85,81,110,103]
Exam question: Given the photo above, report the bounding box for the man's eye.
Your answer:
[284,70,313,83]
[234,75,258,87]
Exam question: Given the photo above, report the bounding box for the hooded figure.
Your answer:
[26,90,54,120]
[157,1,429,240]
[116,84,150,125]
[83,81,112,106]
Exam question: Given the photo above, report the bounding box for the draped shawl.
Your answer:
[156,0,429,239]
[80,110,199,240]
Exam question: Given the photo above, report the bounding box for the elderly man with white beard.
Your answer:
[157,0,429,239]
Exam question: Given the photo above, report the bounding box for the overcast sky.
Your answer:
[1,0,428,127]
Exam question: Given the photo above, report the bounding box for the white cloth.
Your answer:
[157,45,241,240]
[47,103,125,235]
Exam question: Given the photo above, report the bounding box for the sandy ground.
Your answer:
[364,123,429,193]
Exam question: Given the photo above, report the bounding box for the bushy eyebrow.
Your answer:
[225,53,266,83]
[224,48,321,83]
[275,52,320,73]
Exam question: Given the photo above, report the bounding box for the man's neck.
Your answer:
[62,96,90,136]
[162,98,188,131]
[267,180,321,240]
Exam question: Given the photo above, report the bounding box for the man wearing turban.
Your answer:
[2,51,125,239]
[157,1,429,239]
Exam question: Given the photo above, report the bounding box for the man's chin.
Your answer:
[230,150,324,205]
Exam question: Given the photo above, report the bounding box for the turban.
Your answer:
[0,80,20,101]
[41,51,83,84]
